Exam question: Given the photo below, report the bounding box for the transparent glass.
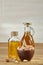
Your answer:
[8,31,21,61]
[17,23,35,61]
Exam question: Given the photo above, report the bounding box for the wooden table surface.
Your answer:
[0,43,43,65]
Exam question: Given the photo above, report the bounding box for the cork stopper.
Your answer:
[24,22,31,27]
[11,31,18,37]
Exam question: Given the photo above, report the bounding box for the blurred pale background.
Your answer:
[0,0,43,43]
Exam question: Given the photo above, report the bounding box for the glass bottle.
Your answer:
[8,31,21,61]
[17,22,35,61]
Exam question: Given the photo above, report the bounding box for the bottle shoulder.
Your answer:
[8,36,20,42]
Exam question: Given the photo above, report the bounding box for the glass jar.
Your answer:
[17,22,35,61]
[8,31,21,61]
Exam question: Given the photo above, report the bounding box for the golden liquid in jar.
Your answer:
[8,41,21,60]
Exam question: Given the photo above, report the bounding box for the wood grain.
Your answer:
[0,43,43,65]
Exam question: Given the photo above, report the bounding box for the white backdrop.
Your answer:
[0,0,43,43]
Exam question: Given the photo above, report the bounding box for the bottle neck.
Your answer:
[24,26,31,33]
